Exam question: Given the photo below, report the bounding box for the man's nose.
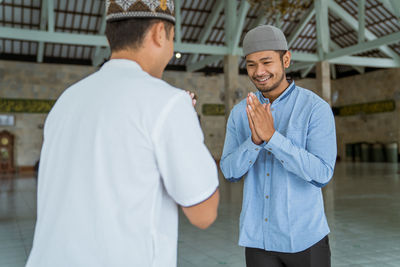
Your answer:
[254,64,266,77]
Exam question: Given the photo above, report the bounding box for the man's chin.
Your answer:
[254,77,285,94]
[257,86,276,93]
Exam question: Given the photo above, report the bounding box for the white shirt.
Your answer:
[26,59,219,267]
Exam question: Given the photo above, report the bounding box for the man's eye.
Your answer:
[263,62,271,65]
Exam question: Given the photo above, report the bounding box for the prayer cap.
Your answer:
[243,25,288,56]
[106,0,175,24]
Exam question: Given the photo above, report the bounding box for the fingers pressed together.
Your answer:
[186,90,197,107]
[246,92,275,143]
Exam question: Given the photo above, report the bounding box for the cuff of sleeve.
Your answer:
[180,185,219,207]
[264,131,284,152]
[243,136,265,152]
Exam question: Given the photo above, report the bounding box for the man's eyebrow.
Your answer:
[246,57,273,63]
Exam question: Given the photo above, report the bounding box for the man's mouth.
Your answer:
[254,75,272,83]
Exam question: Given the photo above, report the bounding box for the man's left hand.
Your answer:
[186,91,197,107]
[247,92,275,143]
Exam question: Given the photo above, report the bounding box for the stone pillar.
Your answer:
[223,55,239,123]
[317,61,335,221]
[316,61,332,106]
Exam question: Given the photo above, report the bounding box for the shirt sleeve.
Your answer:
[220,109,263,181]
[152,91,219,207]
[264,101,337,187]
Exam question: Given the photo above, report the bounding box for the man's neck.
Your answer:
[262,79,291,103]
[110,50,162,79]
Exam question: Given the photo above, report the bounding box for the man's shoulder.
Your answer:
[226,97,247,121]
[153,80,190,108]
[294,85,330,108]
[142,77,191,115]
[232,97,248,112]
[145,75,182,97]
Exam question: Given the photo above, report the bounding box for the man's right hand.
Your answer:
[246,93,263,145]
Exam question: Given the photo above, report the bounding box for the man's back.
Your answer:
[26,59,219,267]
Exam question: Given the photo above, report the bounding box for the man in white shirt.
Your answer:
[26,1,219,266]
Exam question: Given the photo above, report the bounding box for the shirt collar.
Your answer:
[102,59,143,71]
[256,80,296,105]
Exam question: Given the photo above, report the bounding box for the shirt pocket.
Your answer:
[286,128,306,148]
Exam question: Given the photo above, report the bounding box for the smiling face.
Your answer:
[245,50,290,95]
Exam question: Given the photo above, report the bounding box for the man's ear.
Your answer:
[150,22,165,48]
[283,51,291,69]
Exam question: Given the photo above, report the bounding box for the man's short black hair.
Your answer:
[105,18,174,52]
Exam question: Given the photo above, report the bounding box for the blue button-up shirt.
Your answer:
[220,81,337,253]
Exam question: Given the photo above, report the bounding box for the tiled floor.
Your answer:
[1,162,400,267]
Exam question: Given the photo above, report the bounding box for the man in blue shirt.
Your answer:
[220,25,337,267]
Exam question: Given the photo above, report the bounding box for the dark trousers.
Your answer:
[245,236,331,267]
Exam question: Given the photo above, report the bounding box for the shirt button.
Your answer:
[255,148,259,151]
[271,108,275,111]
[268,148,272,151]
[265,195,269,199]
[267,173,270,176]
[249,160,252,164]
[265,218,268,222]
[268,152,271,155]
[281,160,284,163]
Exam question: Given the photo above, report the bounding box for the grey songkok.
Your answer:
[106,0,175,24]
[243,25,288,56]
